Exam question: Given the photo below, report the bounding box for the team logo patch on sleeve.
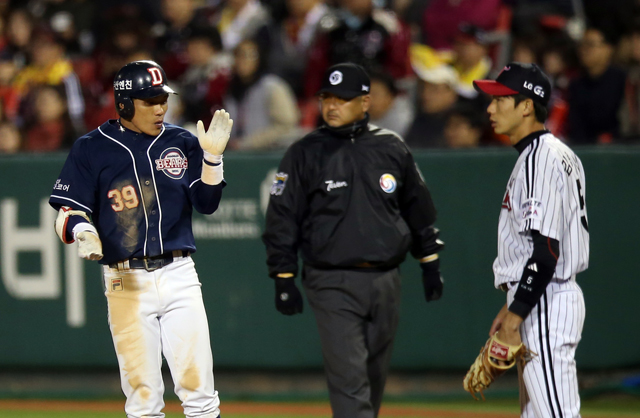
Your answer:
[155,148,188,179]
[521,199,543,221]
[379,174,397,193]
[502,190,512,211]
[270,172,288,196]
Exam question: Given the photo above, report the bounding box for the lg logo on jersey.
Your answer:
[523,81,545,98]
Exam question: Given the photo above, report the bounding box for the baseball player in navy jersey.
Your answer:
[473,63,589,417]
[49,60,232,418]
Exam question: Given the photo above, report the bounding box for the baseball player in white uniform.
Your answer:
[474,63,589,417]
[49,61,232,418]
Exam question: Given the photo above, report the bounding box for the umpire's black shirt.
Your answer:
[262,114,442,278]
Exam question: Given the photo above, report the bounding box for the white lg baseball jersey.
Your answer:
[494,131,589,287]
[495,130,589,418]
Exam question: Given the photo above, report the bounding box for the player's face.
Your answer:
[486,96,528,141]
[126,95,169,136]
[320,93,371,128]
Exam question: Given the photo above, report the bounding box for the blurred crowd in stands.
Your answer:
[1,0,640,154]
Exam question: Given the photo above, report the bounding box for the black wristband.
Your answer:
[508,299,531,319]
[203,158,221,166]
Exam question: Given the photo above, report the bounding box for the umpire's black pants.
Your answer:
[302,265,401,418]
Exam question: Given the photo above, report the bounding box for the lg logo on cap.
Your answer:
[523,81,545,98]
[329,71,343,85]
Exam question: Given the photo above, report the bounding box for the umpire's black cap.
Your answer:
[473,62,551,106]
[317,63,371,100]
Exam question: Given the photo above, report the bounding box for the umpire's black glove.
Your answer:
[420,259,443,302]
[275,277,303,315]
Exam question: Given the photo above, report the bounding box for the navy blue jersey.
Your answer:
[49,119,225,264]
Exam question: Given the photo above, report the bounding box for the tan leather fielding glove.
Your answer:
[463,333,527,400]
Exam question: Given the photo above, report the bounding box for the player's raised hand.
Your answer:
[197,109,233,156]
[76,230,103,260]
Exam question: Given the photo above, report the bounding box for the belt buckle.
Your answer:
[144,258,163,272]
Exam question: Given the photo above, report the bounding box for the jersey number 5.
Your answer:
[108,185,140,212]
[576,179,589,232]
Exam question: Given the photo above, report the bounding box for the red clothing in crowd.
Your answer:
[0,85,20,121]
[422,0,502,50]
[24,120,72,151]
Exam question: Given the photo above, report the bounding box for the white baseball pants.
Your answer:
[508,278,585,418]
[103,256,220,418]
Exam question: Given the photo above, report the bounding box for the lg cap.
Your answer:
[473,62,551,106]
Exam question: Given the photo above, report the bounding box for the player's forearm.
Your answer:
[509,231,559,318]
[501,311,524,332]
[190,181,225,214]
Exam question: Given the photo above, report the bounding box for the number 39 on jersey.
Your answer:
[108,185,140,212]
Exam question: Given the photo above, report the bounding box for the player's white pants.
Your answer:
[103,256,220,418]
[507,278,585,418]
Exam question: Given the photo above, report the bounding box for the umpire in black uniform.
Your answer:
[262,63,444,418]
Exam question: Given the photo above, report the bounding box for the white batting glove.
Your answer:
[76,230,103,261]
[196,109,233,158]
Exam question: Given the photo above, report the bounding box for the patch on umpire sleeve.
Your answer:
[111,278,123,292]
[270,172,288,196]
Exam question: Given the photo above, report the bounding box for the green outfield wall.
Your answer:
[0,147,638,370]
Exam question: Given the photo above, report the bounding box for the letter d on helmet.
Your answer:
[113,60,177,120]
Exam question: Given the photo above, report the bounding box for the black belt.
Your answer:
[109,250,189,272]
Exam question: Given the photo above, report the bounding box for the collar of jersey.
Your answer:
[109,118,163,139]
[514,129,550,154]
[322,113,370,139]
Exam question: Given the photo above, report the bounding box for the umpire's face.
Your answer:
[320,93,371,128]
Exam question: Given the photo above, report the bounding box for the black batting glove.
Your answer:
[420,258,443,302]
[275,277,303,315]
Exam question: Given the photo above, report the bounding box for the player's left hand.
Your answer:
[76,230,103,260]
[197,109,233,156]
[420,259,443,302]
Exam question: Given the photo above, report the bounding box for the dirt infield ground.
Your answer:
[0,400,521,417]
[1,399,640,418]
